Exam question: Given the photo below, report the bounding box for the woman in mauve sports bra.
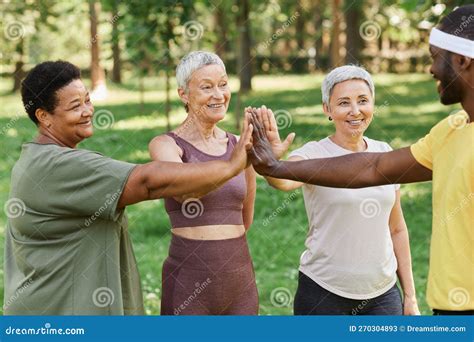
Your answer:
[149,51,260,315]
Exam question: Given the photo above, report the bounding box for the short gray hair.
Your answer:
[321,65,375,106]
[176,51,226,91]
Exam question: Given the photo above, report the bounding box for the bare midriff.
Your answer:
[171,224,245,240]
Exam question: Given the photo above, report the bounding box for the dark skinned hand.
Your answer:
[248,108,280,176]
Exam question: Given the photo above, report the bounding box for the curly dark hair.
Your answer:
[21,61,81,126]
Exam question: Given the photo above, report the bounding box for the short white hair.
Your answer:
[176,51,226,91]
[321,65,375,105]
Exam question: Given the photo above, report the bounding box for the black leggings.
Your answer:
[433,309,474,315]
[294,271,402,315]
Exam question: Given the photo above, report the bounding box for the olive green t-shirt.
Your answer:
[4,143,144,315]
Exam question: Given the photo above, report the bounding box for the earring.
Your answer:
[328,117,332,121]
[184,103,189,112]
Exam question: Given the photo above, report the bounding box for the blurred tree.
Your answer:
[235,0,252,129]
[213,1,231,62]
[236,0,252,93]
[123,0,192,129]
[344,1,363,65]
[312,0,326,69]
[89,0,107,97]
[0,0,57,92]
[295,1,305,52]
[329,0,342,68]
[102,0,123,83]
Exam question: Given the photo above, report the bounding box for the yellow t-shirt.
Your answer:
[410,110,473,311]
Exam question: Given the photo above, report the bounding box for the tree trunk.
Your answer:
[164,19,172,132]
[89,0,106,94]
[344,1,362,64]
[111,0,121,83]
[235,91,242,130]
[313,0,324,69]
[330,0,343,68]
[295,2,305,52]
[214,5,229,61]
[236,0,252,93]
[12,38,25,92]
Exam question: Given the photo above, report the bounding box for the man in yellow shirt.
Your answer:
[249,5,473,315]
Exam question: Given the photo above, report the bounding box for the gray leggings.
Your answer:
[294,271,403,315]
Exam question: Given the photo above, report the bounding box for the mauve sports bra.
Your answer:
[164,132,247,228]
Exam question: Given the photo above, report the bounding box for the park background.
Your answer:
[0,0,470,315]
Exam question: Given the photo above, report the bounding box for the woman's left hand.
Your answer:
[403,296,421,315]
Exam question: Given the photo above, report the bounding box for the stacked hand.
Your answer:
[246,107,290,176]
[231,106,296,176]
[229,111,253,172]
[245,105,295,160]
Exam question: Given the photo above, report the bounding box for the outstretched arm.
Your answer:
[249,111,432,188]
[118,114,253,208]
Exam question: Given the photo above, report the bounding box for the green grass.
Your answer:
[0,73,458,315]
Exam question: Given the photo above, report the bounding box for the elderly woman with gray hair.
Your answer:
[258,65,420,315]
[149,51,258,315]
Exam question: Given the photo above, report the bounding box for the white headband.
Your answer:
[429,28,474,58]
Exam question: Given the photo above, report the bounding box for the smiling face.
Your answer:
[179,64,230,123]
[324,79,374,137]
[429,45,464,105]
[37,79,94,147]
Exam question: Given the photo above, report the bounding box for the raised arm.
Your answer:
[249,111,432,188]
[117,115,253,208]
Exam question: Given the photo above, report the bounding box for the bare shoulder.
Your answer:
[148,134,183,162]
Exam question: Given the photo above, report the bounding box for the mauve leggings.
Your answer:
[161,233,259,315]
